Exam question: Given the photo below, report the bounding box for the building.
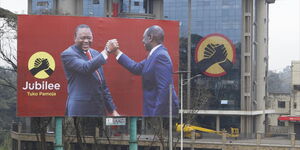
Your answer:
[28,0,163,19]
[266,93,290,136]
[163,0,275,138]
[279,61,300,139]
[13,0,282,149]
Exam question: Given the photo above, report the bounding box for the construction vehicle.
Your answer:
[176,123,239,139]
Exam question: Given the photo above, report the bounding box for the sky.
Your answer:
[0,0,299,71]
[0,0,27,14]
[269,0,300,71]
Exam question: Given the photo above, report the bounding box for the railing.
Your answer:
[118,13,156,19]
[267,125,289,136]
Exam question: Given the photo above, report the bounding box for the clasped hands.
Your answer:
[104,39,121,56]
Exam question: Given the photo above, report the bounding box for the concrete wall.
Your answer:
[268,93,291,114]
[292,92,300,116]
[56,0,83,16]
[11,131,300,150]
[292,61,300,86]
[292,61,300,116]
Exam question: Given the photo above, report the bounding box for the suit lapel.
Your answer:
[72,45,89,60]
[72,46,102,82]
[143,46,164,73]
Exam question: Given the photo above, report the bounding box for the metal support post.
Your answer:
[187,0,192,109]
[55,117,63,150]
[180,74,184,150]
[129,117,137,150]
[169,84,173,150]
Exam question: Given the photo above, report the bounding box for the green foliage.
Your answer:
[0,132,11,150]
[268,66,291,93]
[0,68,16,130]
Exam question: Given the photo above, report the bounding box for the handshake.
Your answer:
[30,58,54,76]
[104,39,120,55]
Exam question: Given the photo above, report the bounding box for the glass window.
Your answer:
[164,0,242,110]
[278,120,285,126]
[37,1,48,6]
[134,1,140,6]
[278,101,286,108]
[93,0,99,4]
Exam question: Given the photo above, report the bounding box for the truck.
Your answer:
[176,123,239,139]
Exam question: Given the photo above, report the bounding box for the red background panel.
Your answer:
[17,15,179,117]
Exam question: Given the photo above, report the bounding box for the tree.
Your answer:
[268,66,291,93]
[0,8,17,126]
[0,7,17,149]
[0,7,17,74]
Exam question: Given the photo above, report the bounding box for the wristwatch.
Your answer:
[105,46,111,54]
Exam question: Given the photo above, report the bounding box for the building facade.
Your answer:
[266,93,290,136]
[279,61,300,140]
[163,0,274,138]
[19,0,278,149]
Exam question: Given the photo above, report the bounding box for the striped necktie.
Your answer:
[85,50,103,84]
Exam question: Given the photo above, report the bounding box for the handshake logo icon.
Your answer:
[195,34,235,77]
[28,52,55,79]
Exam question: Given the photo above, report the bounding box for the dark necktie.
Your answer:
[85,50,103,84]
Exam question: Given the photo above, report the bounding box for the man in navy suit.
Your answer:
[61,24,119,116]
[110,25,179,117]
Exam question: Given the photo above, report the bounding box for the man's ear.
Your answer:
[148,34,153,42]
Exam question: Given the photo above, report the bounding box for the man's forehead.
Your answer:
[78,27,92,33]
[143,28,149,36]
[75,28,92,38]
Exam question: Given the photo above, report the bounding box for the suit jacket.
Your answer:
[118,45,179,117]
[61,45,116,116]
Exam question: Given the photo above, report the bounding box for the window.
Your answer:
[278,120,285,126]
[294,102,297,109]
[93,0,99,4]
[134,1,140,6]
[278,101,286,108]
[294,85,300,90]
[37,1,49,6]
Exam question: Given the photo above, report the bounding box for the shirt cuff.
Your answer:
[116,52,123,60]
[101,51,108,60]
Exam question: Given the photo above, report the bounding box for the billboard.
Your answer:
[17,15,179,117]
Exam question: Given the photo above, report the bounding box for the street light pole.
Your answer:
[187,0,192,110]
[180,73,184,150]
[174,71,190,150]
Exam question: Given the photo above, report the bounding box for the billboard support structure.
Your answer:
[55,117,63,150]
[169,84,173,150]
[129,117,137,150]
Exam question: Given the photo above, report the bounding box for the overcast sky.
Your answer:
[269,0,300,71]
[0,0,299,71]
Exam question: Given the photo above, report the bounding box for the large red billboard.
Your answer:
[17,15,179,117]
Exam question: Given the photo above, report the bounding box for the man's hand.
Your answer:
[106,39,119,54]
[34,58,50,71]
[29,58,50,76]
[204,44,227,64]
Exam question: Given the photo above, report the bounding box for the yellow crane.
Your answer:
[176,123,239,138]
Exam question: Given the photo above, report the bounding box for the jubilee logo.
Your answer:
[195,34,236,77]
[28,51,55,79]
[23,51,60,95]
